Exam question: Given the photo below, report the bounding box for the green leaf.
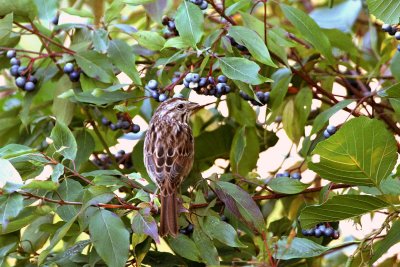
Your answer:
[269,68,292,110]
[22,180,59,191]
[61,7,94,18]
[0,0,38,20]
[281,4,334,63]
[92,29,109,53]
[310,99,353,135]
[282,99,303,143]
[50,122,77,161]
[370,220,400,263]
[308,117,398,186]
[52,77,76,125]
[0,207,39,234]
[163,37,190,49]
[167,234,202,262]
[20,215,53,253]
[218,57,270,85]
[274,237,328,259]
[225,0,251,16]
[0,194,23,228]
[56,179,83,221]
[192,228,219,266]
[203,216,246,247]
[0,13,13,43]
[75,129,95,170]
[299,195,389,229]
[228,26,276,67]
[215,181,264,233]
[89,209,130,267]
[108,39,141,85]
[105,0,125,23]
[175,1,204,48]
[366,0,400,24]
[230,127,259,175]
[132,31,166,51]
[0,158,22,187]
[74,51,114,83]
[131,208,160,244]
[377,82,400,98]
[268,177,309,194]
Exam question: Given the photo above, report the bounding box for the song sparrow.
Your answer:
[144,98,202,236]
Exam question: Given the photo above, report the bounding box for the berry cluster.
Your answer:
[239,90,270,106]
[184,73,231,97]
[6,50,37,92]
[382,24,400,51]
[92,150,133,169]
[302,223,340,239]
[323,125,336,138]
[145,79,168,102]
[63,63,81,82]
[226,35,248,52]
[179,223,194,235]
[188,0,208,10]
[101,114,140,133]
[276,171,301,180]
[162,16,178,37]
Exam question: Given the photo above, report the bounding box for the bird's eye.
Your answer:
[177,103,184,109]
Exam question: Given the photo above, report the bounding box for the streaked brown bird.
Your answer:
[144,98,201,236]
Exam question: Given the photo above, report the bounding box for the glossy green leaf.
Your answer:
[370,220,400,263]
[175,1,204,47]
[132,31,166,51]
[299,195,389,229]
[167,234,202,262]
[56,179,83,221]
[0,207,39,234]
[0,194,23,227]
[281,4,334,63]
[0,0,38,20]
[193,228,219,266]
[0,14,13,43]
[61,7,94,18]
[50,122,77,161]
[75,128,95,170]
[92,29,109,53]
[74,51,114,83]
[308,117,398,186]
[22,180,58,191]
[230,127,259,175]
[131,208,160,244]
[108,39,141,85]
[89,209,130,267]
[268,177,309,194]
[203,216,246,247]
[269,68,292,110]
[219,57,270,85]
[228,26,276,67]
[274,237,328,259]
[20,215,53,253]
[0,158,22,187]
[215,181,264,233]
[366,0,400,24]
[377,82,400,98]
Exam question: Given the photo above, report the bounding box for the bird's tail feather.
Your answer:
[160,192,178,237]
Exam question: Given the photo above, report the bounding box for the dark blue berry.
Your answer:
[109,123,118,131]
[314,229,322,237]
[63,63,74,74]
[6,50,16,59]
[217,75,227,83]
[199,1,208,10]
[236,44,247,51]
[69,71,80,82]
[190,0,202,4]
[307,229,315,236]
[184,73,193,82]
[147,79,158,90]
[395,32,400,40]
[131,124,140,133]
[332,230,340,239]
[209,88,216,95]
[116,120,124,129]
[191,73,200,82]
[158,93,168,102]
[282,171,290,177]
[239,91,251,101]
[179,228,188,235]
[28,76,38,84]
[216,83,226,94]
[382,24,392,32]
[398,44,400,52]
[10,57,20,66]
[172,77,179,83]
[186,224,194,233]
[263,92,270,103]
[101,117,110,126]
[302,229,309,236]
[17,66,27,76]
[225,85,231,93]
[324,227,334,237]
[15,77,26,88]
[51,16,59,25]
[10,65,19,77]
[151,90,159,99]
[183,79,190,88]
[198,77,208,87]
[167,21,175,30]
[276,173,284,177]
[24,81,35,92]
[291,172,301,180]
[326,125,336,135]
[207,76,215,84]
[256,91,265,103]
[221,215,228,222]
[317,224,326,232]
[121,120,131,130]
[323,129,331,138]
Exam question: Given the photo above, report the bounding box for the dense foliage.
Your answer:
[0,0,400,266]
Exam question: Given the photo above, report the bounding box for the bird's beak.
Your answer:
[188,102,205,113]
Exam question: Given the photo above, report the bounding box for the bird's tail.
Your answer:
[160,191,178,237]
